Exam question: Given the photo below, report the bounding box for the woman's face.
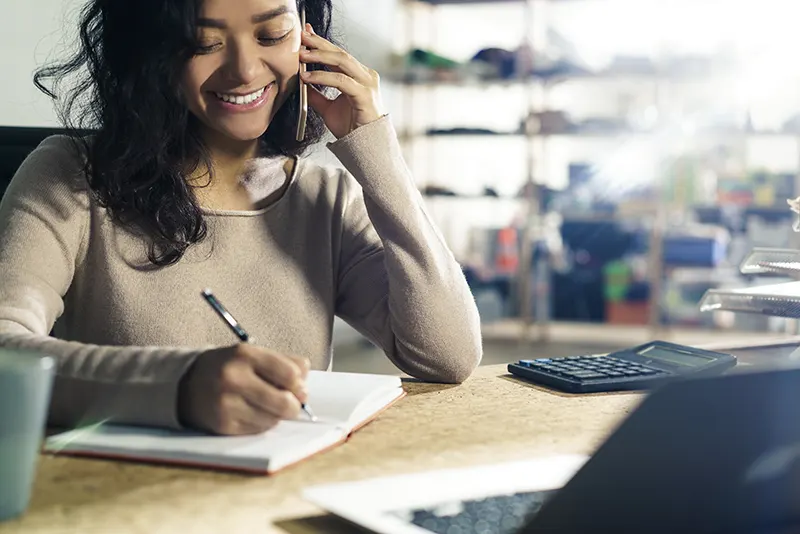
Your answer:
[182,0,301,145]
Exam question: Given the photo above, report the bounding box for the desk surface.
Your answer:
[4,343,796,534]
[2,364,640,534]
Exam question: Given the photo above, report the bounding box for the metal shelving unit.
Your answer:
[399,0,557,342]
[396,0,800,341]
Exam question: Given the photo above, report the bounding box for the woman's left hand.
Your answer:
[299,24,385,139]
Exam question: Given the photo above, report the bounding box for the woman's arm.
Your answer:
[298,24,482,382]
[0,137,202,429]
[329,117,483,383]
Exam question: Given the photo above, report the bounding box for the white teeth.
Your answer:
[214,86,266,105]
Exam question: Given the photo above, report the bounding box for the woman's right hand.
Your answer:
[177,344,310,435]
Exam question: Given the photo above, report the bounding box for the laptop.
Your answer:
[305,364,800,533]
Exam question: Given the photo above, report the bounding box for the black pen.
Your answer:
[201,288,317,422]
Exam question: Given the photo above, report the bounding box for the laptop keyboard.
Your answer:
[389,489,558,534]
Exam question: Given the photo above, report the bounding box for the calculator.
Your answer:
[508,340,737,394]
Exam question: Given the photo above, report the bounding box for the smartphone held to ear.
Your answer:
[296,7,308,143]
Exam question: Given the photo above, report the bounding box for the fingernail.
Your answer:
[300,70,310,79]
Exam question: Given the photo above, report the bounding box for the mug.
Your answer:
[0,348,55,522]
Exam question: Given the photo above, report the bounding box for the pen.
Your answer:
[201,288,317,422]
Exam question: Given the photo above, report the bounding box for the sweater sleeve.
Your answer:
[328,116,483,383]
[0,136,201,430]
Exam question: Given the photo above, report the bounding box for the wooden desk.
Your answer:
[4,342,795,534]
[0,364,640,534]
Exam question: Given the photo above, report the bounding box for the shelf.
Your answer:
[418,130,635,138]
[387,69,726,87]
[409,0,527,4]
[400,130,800,141]
[423,194,524,200]
[480,319,796,346]
[408,0,603,4]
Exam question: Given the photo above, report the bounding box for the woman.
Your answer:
[0,0,482,435]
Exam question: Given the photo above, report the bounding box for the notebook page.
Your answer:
[45,420,343,472]
[347,387,406,430]
[44,371,403,472]
[304,371,402,425]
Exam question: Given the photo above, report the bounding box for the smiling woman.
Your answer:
[0,0,483,436]
[184,3,305,143]
[34,0,333,263]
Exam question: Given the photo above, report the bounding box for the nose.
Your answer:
[224,40,261,87]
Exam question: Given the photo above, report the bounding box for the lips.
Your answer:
[214,86,266,105]
[209,83,274,112]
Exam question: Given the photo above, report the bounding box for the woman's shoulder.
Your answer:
[293,156,360,200]
[5,134,91,205]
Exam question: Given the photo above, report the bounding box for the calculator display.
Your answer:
[637,345,714,367]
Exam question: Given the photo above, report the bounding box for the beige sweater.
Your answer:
[0,117,482,429]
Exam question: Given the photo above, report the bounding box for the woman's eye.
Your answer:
[259,30,292,45]
[195,42,222,55]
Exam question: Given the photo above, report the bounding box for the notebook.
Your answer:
[43,371,405,474]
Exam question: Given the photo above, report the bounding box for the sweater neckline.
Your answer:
[200,156,301,217]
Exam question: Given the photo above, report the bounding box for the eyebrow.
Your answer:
[198,6,291,29]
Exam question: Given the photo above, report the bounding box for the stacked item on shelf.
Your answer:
[462,226,520,323]
[718,171,797,208]
[700,248,800,324]
[663,225,730,268]
[393,25,592,85]
[603,259,650,325]
[553,218,644,324]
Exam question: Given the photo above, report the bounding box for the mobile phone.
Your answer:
[296,7,308,142]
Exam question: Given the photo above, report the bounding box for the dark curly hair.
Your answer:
[34,0,333,266]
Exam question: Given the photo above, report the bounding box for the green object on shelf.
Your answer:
[408,49,461,69]
[604,261,632,302]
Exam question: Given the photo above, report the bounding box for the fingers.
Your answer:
[216,395,280,436]
[300,49,371,85]
[239,372,302,420]
[242,345,305,393]
[183,345,314,436]
[285,354,311,379]
[300,23,339,53]
[301,70,363,96]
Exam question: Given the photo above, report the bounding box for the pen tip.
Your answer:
[201,288,212,296]
[302,404,318,422]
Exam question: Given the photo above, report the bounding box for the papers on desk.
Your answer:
[700,280,800,318]
[43,371,405,474]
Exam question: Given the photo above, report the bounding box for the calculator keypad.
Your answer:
[519,356,667,382]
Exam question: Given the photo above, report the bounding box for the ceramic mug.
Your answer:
[0,348,55,522]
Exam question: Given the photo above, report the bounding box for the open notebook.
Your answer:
[44,371,405,474]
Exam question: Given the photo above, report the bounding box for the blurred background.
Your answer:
[4,0,800,373]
